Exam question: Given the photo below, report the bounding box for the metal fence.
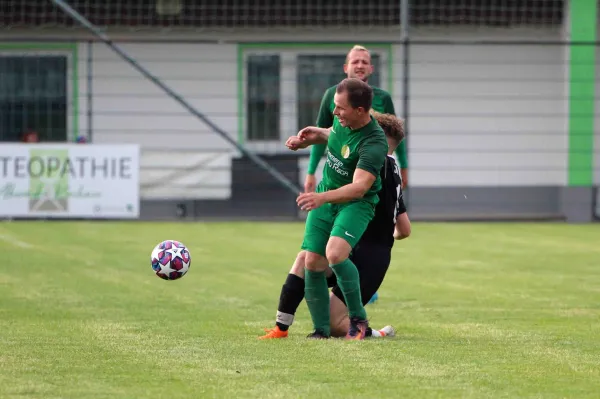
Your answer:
[0,0,598,221]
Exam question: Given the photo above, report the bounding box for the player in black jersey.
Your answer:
[260,112,411,339]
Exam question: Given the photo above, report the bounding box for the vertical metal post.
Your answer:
[400,0,410,207]
[87,40,93,142]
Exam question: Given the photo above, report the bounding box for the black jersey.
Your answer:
[359,155,406,249]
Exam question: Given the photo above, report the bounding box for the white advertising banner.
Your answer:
[0,144,140,219]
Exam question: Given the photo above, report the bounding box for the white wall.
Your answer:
[66,27,569,197]
[80,42,236,199]
[394,28,567,187]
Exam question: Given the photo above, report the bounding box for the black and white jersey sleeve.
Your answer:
[391,157,407,219]
[359,155,406,248]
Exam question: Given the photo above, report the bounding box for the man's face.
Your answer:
[333,91,363,128]
[343,50,374,82]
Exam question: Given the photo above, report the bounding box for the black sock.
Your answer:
[275,273,305,331]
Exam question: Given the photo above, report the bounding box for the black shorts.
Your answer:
[327,241,392,306]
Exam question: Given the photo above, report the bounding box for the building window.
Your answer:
[296,54,381,130]
[246,54,280,142]
[0,56,68,142]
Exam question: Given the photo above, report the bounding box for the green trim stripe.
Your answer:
[386,43,394,100]
[0,42,79,142]
[237,45,244,144]
[237,42,394,145]
[71,43,79,142]
[568,0,597,186]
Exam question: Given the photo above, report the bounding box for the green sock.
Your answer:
[304,269,330,336]
[331,259,367,320]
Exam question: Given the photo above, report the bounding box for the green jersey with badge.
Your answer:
[319,115,388,204]
[307,84,406,175]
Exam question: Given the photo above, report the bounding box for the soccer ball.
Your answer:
[151,240,191,281]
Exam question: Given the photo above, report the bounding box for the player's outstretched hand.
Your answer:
[296,192,325,211]
[285,136,306,151]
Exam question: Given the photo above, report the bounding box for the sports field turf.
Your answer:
[1,221,599,398]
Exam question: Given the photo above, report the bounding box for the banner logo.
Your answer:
[28,148,69,213]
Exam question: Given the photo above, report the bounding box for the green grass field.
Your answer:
[1,221,599,398]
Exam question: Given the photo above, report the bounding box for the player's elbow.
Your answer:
[353,180,374,199]
[394,214,411,240]
[351,185,369,199]
[394,228,410,240]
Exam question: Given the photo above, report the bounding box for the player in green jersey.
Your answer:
[289,78,388,340]
[304,45,408,193]
[306,45,408,306]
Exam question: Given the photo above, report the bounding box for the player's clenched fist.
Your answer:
[297,126,328,145]
[286,126,329,151]
[296,192,325,211]
[285,136,305,151]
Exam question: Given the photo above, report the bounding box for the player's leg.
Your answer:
[259,251,330,339]
[259,251,305,339]
[277,252,308,332]
[328,292,350,337]
[326,201,375,340]
[367,292,379,305]
[370,202,411,304]
[302,204,335,338]
[329,242,395,338]
[329,293,395,338]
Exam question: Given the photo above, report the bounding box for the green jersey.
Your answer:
[307,85,407,174]
[320,115,388,204]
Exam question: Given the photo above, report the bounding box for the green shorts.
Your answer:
[301,200,376,257]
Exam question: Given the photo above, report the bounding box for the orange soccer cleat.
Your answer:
[258,326,289,340]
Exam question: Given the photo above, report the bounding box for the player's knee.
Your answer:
[329,294,349,337]
[304,251,327,271]
[325,237,351,265]
[289,251,306,277]
[326,250,348,265]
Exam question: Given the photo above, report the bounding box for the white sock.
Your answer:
[276,311,294,327]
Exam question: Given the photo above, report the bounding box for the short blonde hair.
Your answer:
[346,45,371,64]
[370,110,405,145]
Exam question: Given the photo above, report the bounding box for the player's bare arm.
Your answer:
[296,168,376,211]
[298,126,331,144]
[285,127,331,151]
[400,169,408,189]
[319,168,376,203]
[394,212,411,240]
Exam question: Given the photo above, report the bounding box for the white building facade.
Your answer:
[0,0,597,220]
